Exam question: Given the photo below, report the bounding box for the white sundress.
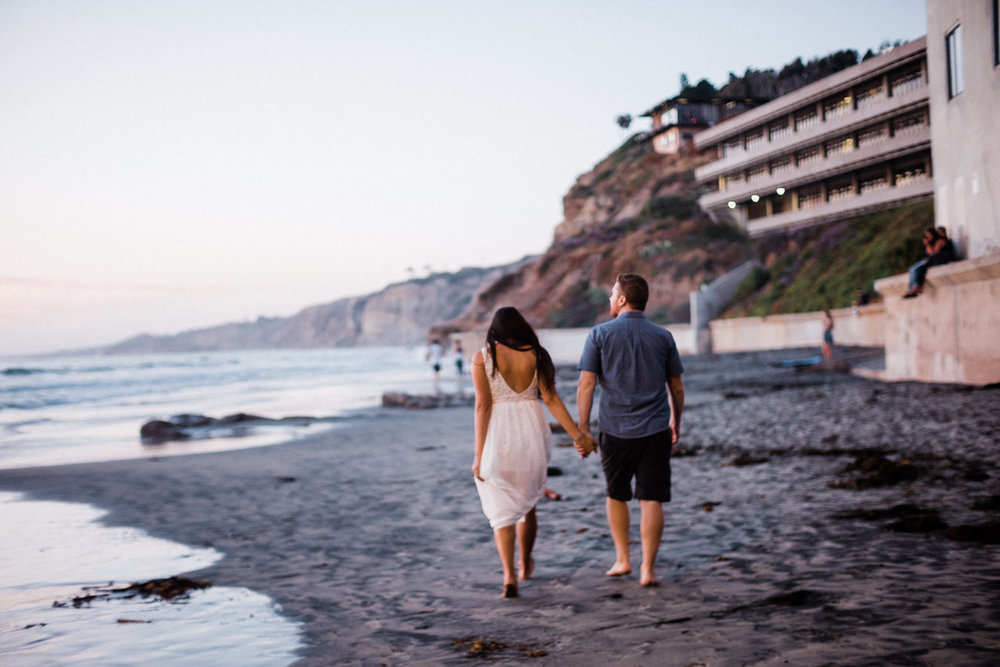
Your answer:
[474,347,552,529]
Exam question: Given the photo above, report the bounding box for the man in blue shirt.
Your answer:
[576,273,685,587]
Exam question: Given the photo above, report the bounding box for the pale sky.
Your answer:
[1,0,927,356]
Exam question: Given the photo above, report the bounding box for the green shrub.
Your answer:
[731,266,771,302]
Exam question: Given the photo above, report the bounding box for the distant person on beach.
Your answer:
[822,309,834,361]
[576,273,685,587]
[426,339,443,385]
[471,307,597,598]
[454,340,464,376]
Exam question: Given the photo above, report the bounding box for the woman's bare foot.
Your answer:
[605,561,632,577]
[519,557,535,581]
[639,565,659,587]
[502,582,519,598]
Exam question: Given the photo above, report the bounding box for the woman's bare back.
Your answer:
[493,344,538,394]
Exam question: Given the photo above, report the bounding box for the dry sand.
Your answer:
[2,348,999,665]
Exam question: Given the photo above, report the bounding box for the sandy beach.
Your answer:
[2,348,999,665]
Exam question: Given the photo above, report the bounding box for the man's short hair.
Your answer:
[616,273,649,310]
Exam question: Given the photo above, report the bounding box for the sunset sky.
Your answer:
[0,0,926,355]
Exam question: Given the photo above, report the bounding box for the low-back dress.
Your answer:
[474,347,552,529]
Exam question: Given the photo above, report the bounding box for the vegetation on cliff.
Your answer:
[726,202,934,316]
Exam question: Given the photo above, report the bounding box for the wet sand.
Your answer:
[2,349,999,664]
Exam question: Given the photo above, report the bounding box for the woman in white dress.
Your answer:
[471,307,596,598]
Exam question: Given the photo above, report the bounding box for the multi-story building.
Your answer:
[641,97,720,155]
[693,38,931,236]
[641,95,765,155]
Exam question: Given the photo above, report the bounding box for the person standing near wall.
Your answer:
[822,310,834,361]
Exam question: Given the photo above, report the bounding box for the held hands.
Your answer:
[573,430,597,459]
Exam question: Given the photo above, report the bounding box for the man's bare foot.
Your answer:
[605,562,632,577]
[502,582,519,598]
[519,557,535,581]
[639,566,659,587]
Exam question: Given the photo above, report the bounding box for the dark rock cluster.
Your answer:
[381,392,475,409]
[140,413,331,443]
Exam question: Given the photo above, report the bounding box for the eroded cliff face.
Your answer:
[103,265,522,353]
[554,146,704,242]
[437,138,749,334]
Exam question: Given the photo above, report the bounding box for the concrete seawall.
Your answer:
[710,304,885,353]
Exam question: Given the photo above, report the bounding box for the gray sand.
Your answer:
[2,349,999,664]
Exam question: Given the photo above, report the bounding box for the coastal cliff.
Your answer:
[102,263,528,353]
[434,137,750,335]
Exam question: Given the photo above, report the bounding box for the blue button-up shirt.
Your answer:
[578,311,684,439]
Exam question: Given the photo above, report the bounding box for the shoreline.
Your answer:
[2,349,999,664]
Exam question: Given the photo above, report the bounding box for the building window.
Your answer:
[855,79,886,111]
[794,107,819,132]
[798,184,824,209]
[892,111,927,136]
[889,67,923,97]
[827,175,855,203]
[825,135,855,157]
[795,145,822,166]
[860,172,889,195]
[822,94,852,121]
[744,129,765,152]
[858,124,887,149]
[769,155,793,176]
[746,164,767,184]
[768,119,789,142]
[893,154,930,187]
[947,25,964,99]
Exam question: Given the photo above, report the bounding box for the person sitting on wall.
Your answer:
[903,227,943,298]
[932,226,957,265]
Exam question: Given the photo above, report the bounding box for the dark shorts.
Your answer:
[600,430,672,502]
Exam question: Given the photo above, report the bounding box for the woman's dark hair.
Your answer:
[486,306,556,391]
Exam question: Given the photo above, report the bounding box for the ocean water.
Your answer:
[0,346,458,470]
[0,491,303,665]
[0,346,463,664]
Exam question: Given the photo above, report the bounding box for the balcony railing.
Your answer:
[695,79,928,183]
[697,125,930,211]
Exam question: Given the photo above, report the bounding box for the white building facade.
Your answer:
[694,39,932,236]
